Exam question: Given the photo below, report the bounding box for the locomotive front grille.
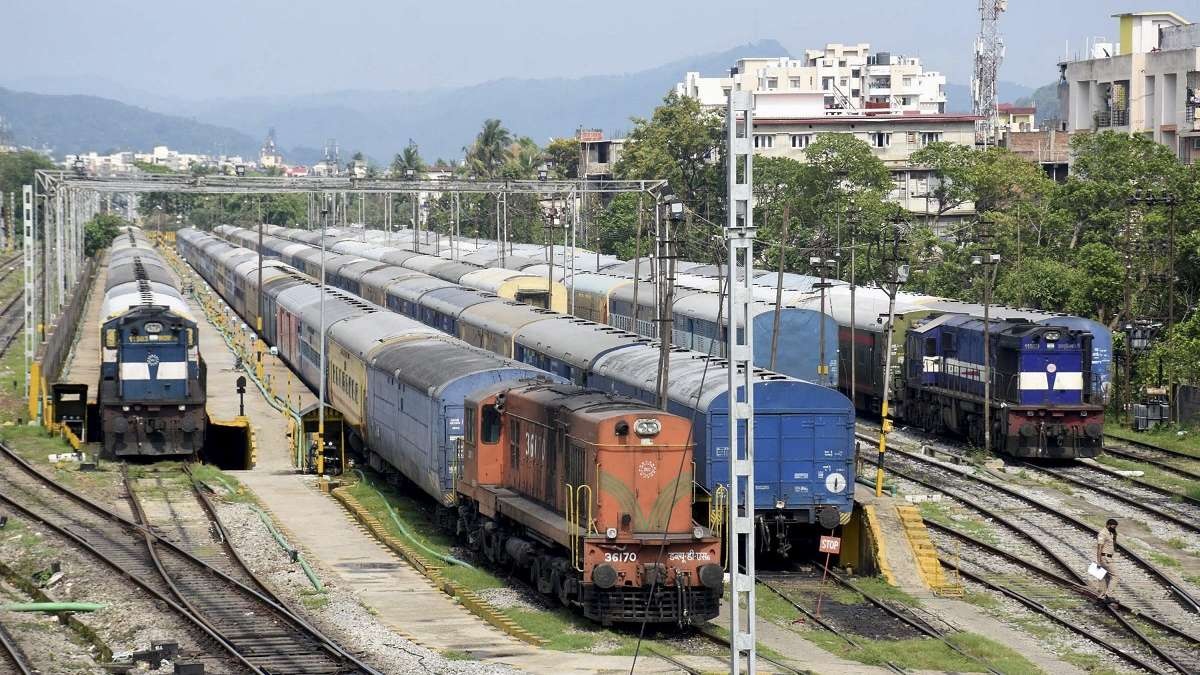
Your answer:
[581,585,720,625]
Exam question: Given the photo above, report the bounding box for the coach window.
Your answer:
[480,404,501,444]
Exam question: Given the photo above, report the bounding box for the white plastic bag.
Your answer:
[1087,563,1107,580]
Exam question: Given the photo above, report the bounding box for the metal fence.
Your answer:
[1179,384,1200,427]
[39,258,97,383]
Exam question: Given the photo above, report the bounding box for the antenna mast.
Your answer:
[973,0,1007,145]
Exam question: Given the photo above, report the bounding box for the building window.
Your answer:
[753,134,775,149]
[891,174,907,200]
[919,132,942,146]
[789,77,803,89]
[903,76,914,87]
[822,77,834,90]
[790,134,812,149]
[760,77,779,90]
[1192,137,1200,150]
[851,68,861,78]
[869,132,891,148]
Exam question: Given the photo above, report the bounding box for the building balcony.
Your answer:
[1187,105,1199,130]
[1095,109,1129,127]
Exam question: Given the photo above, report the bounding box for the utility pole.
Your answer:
[848,210,859,406]
[769,205,789,371]
[810,254,836,386]
[655,194,682,408]
[22,185,34,399]
[875,221,909,497]
[726,87,757,675]
[971,220,1000,451]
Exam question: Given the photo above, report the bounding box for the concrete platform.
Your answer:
[59,252,108,403]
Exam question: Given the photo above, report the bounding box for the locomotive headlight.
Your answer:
[634,418,661,437]
[122,405,130,412]
[605,527,618,540]
[693,526,705,540]
[178,405,186,411]
[1044,331,1060,342]
[144,322,163,334]
[775,499,786,510]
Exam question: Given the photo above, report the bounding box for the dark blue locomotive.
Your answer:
[904,314,1103,457]
[99,226,206,457]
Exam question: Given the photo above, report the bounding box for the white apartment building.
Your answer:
[675,43,972,225]
[676,44,946,116]
[1061,11,1200,163]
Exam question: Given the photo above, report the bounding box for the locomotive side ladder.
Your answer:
[726,88,758,675]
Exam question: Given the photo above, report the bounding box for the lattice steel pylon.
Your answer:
[973,0,1007,145]
[726,88,757,675]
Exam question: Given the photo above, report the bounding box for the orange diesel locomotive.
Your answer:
[457,383,724,625]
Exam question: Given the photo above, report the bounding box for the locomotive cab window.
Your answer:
[924,337,936,357]
[480,404,501,444]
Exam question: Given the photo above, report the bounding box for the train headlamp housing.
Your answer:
[1043,330,1060,342]
[634,418,661,437]
[105,329,117,348]
[693,526,705,540]
[144,322,163,334]
[605,527,618,540]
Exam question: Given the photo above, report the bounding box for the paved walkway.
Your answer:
[59,252,108,404]
[175,257,699,674]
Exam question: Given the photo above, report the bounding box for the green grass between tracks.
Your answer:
[1104,421,1200,458]
[343,469,692,656]
[803,627,1041,674]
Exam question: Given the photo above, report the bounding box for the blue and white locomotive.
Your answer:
[904,314,1103,457]
[99,226,206,457]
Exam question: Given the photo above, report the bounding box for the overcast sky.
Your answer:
[6,0,1198,100]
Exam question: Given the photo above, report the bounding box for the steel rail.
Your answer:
[857,432,1200,615]
[0,442,378,674]
[122,466,378,675]
[1023,462,1200,533]
[1105,433,1200,464]
[0,619,34,675]
[857,456,1200,674]
[1103,438,1200,482]
[0,468,256,672]
[928,519,1200,674]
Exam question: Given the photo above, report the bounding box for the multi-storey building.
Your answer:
[675,44,973,226]
[1060,11,1200,163]
[676,44,946,116]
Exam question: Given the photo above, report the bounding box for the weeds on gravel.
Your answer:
[961,591,1000,610]
[917,501,999,545]
[299,589,329,610]
[1092,455,1197,496]
[1061,649,1125,675]
[441,650,474,661]
[1104,422,1200,458]
[1148,551,1181,568]
[805,628,1038,673]
[1167,537,1188,550]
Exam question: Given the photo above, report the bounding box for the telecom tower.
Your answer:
[972,0,1007,145]
[323,138,341,176]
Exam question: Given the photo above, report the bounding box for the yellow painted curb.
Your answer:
[331,486,547,648]
[862,504,898,586]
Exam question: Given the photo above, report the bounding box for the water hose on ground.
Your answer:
[248,504,324,592]
[2,602,105,612]
[353,470,474,569]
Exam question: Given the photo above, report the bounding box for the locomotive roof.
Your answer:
[369,335,543,392]
[508,383,666,417]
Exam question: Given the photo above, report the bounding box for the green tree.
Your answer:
[1067,242,1125,324]
[390,140,425,177]
[84,213,128,256]
[0,150,55,199]
[1144,309,1200,386]
[463,119,513,178]
[908,141,976,228]
[544,137,580,178]
[614,92,724,207]
[995,257,1079,309]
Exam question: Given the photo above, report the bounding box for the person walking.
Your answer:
[1095,518,1118,600]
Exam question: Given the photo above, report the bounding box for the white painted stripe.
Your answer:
[120,363,150,380]
[1053,372,1084,390]
[942,357,984,382]
[922,356,942,373]
[156,362,188,379]
[1019,372,1049,390]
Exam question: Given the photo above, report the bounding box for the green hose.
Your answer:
[2,602,105,612]
[353,470,474,569]
[249,504,324,592]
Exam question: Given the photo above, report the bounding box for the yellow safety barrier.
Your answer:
[27,361,40,422]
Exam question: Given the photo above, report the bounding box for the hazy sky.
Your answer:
[6,0,1198,99]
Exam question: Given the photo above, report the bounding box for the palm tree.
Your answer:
[390,139,425,178]
[464,119,512,178]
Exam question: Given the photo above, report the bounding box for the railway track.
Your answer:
[0,287,25,359]
[0,619,35,675]
[0,442,379,674]
[1104,434,1200,483]
[857,435,1200,654]
[927,518,1200,674]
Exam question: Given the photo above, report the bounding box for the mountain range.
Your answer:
[3,39,1041,164]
